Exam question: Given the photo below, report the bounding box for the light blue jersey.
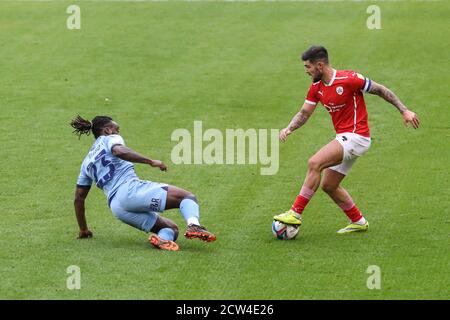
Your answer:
[77,134,138,203]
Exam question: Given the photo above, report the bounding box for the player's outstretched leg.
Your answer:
[165,186,216,242]
[321,169,369,234]
[149,216,180,251]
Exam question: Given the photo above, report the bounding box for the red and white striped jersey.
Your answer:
[305,69,372,137]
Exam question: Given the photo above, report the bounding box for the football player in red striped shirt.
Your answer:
[274,45,419,233]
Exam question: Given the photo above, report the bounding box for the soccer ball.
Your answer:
[272,220,300,240]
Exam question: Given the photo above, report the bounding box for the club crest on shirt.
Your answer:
[336,86,344,95]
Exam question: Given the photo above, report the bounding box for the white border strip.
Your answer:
[352,94,357,133]
[2,0,443,3]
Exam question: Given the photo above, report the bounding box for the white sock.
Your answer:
[180,198,200,225]
[354,217,367,225]
[187,217,200,226]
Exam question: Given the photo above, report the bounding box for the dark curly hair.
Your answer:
[70,115,113,139]
[301,45,329,64]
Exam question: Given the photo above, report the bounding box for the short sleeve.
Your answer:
[305,83,319,106]
[105,134,125,152]
[348,72,372,93]
[76,165,92,188]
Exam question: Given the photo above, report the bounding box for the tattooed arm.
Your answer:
[368,81,420,129]
[280,102,316,142]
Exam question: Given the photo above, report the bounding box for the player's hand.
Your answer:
[279,127,292,142]
[402,110,420,129]
[150,160,167,171]
[78,229,93,239]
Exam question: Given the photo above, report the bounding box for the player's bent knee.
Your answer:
[307,158,321,172]
[184,193,197,203]
[177,188,196,202]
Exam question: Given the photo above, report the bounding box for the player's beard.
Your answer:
[313,71,322,82]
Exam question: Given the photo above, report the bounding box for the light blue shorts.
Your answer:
[109,179,168,232]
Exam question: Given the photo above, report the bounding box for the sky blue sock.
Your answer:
[158,228,175,241]
[180,198,200,225]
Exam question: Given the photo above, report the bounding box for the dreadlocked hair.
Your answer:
[70,115,113,139]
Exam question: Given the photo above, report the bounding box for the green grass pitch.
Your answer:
[0,0,449,299]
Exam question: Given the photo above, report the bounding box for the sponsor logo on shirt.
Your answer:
[324,103,346,113]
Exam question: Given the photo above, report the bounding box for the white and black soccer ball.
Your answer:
[272,220,300,240]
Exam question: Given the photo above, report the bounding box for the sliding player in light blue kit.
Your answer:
[71,115,216,251]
